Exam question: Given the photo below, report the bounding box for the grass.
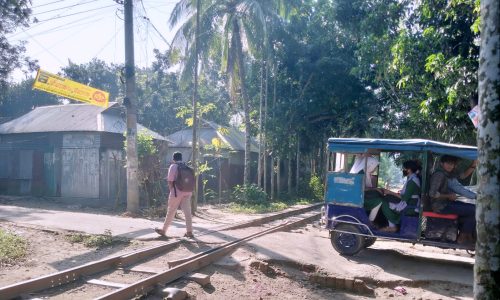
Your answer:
[66,229,129,248]
[0,228,28,265]
[227,197,320,214]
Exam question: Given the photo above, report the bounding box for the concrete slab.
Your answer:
[0,204,223,240]
[248,230,473,286]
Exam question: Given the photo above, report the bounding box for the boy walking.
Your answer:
[155,152,194,238]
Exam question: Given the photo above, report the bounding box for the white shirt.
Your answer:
[350,156,379,188]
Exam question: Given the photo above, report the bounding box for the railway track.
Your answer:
[0,204,322,300]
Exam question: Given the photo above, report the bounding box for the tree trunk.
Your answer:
[258,57,264,188]
[277,157,281,197]
[233,20,251,186]
[264,59,269,194]
[475,0,500,298]
[270,156,275,200]
[296,135,300,195]
[191,0,201,212]
[287,153,292,196]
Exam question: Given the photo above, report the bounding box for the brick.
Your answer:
[344,278,355,291]
[187,273,211,287]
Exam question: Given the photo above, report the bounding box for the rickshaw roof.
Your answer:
[327,138,477,160]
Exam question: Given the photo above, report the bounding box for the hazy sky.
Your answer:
[8,0,179,81]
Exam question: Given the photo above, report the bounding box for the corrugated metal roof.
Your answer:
[0,103,168,141]
[167,120,259,152]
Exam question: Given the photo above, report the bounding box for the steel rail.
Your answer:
[96,212,321,300]
[0,204,321,300]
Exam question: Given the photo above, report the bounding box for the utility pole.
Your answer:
[191,0,201,212]
[124,0,139,213]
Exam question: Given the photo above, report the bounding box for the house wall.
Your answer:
[61,133,100,198]
[99,149,126,205]
[0,133,60,195]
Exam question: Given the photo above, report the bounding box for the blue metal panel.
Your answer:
[325,172,364,207]
[325,204,370,232]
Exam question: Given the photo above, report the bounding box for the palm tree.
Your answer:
[169,0,291,186]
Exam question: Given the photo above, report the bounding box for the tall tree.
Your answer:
[61,59,122,101]
[0,78,59,121]
[170,0,290,186]
[475,0,500,297]
[0,0,32,89]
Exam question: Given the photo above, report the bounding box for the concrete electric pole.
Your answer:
[124,0,139,213]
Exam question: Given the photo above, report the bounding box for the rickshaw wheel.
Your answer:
[364,237,377,248]
[331,224,364,256]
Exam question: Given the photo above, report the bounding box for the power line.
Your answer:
[7,0,115,39]
[21,30,65,65]
[32,15,113,58]
[139,0,171,48]
[33,0,101,16]
[9,9,117,42]
[92,24,124,59]
[31,0,66,9]
[35,3,119,24]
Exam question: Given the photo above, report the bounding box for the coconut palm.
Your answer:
[169,0,292,186]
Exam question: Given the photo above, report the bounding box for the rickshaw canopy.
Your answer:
[327,138,477,160]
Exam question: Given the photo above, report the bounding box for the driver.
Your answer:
[429,155,476,245]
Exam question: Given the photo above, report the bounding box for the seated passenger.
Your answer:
[448,159,477,200]
[429,155,476,245]
[376,160,422,232]
[349,154,383,224]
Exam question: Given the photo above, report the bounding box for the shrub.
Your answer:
[0,229,27,265]
[66,230,128,248]
[232,184,268,205]
[228,201,288,214]
[309,174,324,201]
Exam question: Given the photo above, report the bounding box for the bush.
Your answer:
[228,201,288,214]
[232,184,268,205]
[309,174,324,201]
[66,230,128,248]
[0,229,27,265]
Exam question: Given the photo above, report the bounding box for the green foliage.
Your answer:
[0,0,33,89]
[176,103,216,127]
[136,131,157,159]
[309,174,324,201]
[0,228,27,265]
[232,184,268,205]
[123,131,158,159]
[228,201,287,214]
[227,196,316,214]
[66,230,128,249]
[0,78,59,120]
[61,59,122,101]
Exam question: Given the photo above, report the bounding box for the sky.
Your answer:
[8,0,180,81]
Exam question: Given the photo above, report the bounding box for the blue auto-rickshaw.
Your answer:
[322,138,478,255]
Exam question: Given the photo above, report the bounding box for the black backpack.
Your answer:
[174,162,195,196]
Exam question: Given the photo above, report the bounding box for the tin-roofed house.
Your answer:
[0,103,168,206]
[167,120,259,196]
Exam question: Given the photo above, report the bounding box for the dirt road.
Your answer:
[0,198,473,299]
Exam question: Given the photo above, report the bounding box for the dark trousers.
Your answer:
[440,201,476,235]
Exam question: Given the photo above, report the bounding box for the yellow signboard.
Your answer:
[33,69,109,108]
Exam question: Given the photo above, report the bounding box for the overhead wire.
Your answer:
[92,24,124,59]
[32,0,101,16]
[31,0,66,9]
[34,3,119,23]
[21,30,65,65]
[7,0,115,39]
[9,7,118,42]
[33,15,116,60]
[139,0,172,48]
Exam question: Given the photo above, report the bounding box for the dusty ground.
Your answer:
[0,199,473,299]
